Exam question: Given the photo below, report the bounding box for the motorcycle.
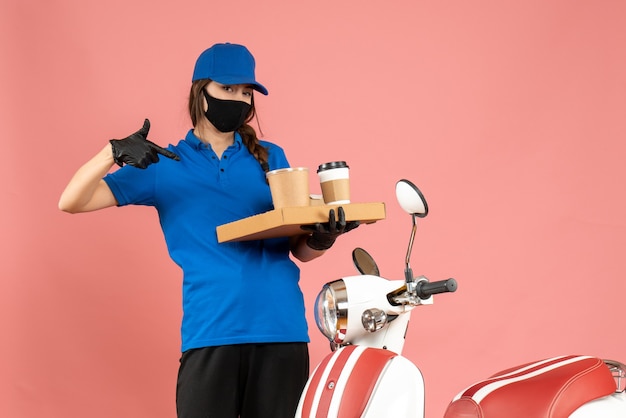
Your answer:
[295,179,626,417]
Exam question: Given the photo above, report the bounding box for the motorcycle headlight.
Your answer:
[314,280,348,344]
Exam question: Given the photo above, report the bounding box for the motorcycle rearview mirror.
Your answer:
[395,179,429,285]
[395,179,429,217]
[352,247,380,276]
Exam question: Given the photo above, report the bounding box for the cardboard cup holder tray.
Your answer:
[216,202,386,243]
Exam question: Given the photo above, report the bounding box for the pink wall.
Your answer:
[3,1,625,416]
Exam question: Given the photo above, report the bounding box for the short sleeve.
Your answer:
[103,164,157,206]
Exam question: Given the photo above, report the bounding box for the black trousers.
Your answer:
[176,343,309,418]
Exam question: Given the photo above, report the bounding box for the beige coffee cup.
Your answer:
[317,161,350,204]
[266,167,310,208]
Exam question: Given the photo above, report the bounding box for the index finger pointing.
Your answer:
[149,142,181,161]
[158,147,181,161]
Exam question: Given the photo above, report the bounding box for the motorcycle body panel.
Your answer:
[296,345,425,418]
[338,275,425,354]
[570,391,626,417]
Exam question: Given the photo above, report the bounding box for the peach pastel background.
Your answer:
[2,0,625,416]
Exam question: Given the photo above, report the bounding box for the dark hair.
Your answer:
[188,80,269,170]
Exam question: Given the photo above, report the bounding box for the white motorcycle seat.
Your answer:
[444,355,616,418]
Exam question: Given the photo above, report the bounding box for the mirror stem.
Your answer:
[404,214,417,285]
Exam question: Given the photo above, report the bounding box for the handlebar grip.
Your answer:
[416,278,457,299]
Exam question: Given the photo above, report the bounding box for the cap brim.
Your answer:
[211,76,268,95]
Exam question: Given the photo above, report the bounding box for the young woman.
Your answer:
[58,42,358,418]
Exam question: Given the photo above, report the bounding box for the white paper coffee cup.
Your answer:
[317,161,350,204]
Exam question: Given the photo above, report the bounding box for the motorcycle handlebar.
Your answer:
[416,278,457,299]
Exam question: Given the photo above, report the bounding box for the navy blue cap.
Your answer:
[192,43,268,95]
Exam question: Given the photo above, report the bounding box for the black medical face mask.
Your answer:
[202,89,252,133]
